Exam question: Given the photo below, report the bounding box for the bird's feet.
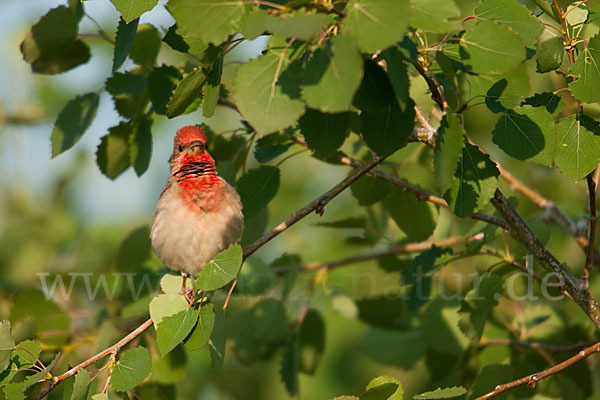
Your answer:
[180,273,195,305]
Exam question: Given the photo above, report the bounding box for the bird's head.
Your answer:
[170,126,217,181]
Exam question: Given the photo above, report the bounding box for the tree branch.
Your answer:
[276,233,485,273]
[583,173,597,286]
[35,318,153,400]
[498,166,600,266]
[474,341,600,400]
[331,153,508,230]
[243,155,384,258]
[490,189,600,329]
[412,60,446,110]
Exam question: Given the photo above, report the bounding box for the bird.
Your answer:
[151,125,244,290]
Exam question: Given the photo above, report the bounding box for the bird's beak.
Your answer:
[189,140,205,156]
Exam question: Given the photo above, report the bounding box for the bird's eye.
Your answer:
[178,145,184,152]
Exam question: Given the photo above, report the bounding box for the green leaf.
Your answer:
[301,34,363,113]
[360,99,415,157]
[157,308,199,356]
[536,36,564,73]
[96,122,132,179]
[209,310,226,374]
[149,294,189,327]
[444,142,499,218]
[184,303,215,351]
[382,47,411,110]
[236,166,281,219]
[299,110,350,158]
[129,118,152,176]
[110,0,158,22]
[410,0,460,32]
[0,322,14,373]
[195,244,243,291]
[299,309,325,375]
[361,383,399,400]
[351,175,391,206]
[91,395,108,400]
[523,92,564,115]
[12,340,41,372]
[70,369,90,400]
[3,384,24,400]
[470,64,530,112]
[492,105,554,165]
[475,0,543,38]
[344,0,409,53]
[242,9,329,41]
[202,54,223,118]
[234,52,305,134]
[569,34,600,103]
[280,332,299,396]
[19,6,90,74]
[106,72,147,96]
[159,274,189,294]
[413,386,466,399]
[384,187,437,241]
[566,2,588,26]
[365,376,403,400]
[130,23,162,66]
[166,68,206,118]
[555,115,600,180]
[113,17,139,72]
[353,60,397,112]
[51,93,99,158]
[148,65,182,115]
[167,0,246,45]
[163,24,209,55]
[110,347,151,392]
[461,21,525,75]
[435,113,464,193]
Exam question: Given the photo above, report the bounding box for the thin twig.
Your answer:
[412,60,446,110]
[243,155,384,258]
[35,319,153,399]
[499,166,600,267]
[583,173,597,286]
[474,341,600,400]
[331,153,509,230]
[490,189,600,329]
[276,233,485,273]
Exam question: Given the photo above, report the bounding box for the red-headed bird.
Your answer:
[151,126,243,282]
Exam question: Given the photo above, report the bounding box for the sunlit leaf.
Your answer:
[110,0,158,22]
[157,308,199,356]
[461,21,525,75]
[167,0,245,45]
[110,347,151,391]
[344,0,409,53]
[195,244,243,291]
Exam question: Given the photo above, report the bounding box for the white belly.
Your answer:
[150,183,243,275]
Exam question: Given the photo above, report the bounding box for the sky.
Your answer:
[0,0,267,225]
